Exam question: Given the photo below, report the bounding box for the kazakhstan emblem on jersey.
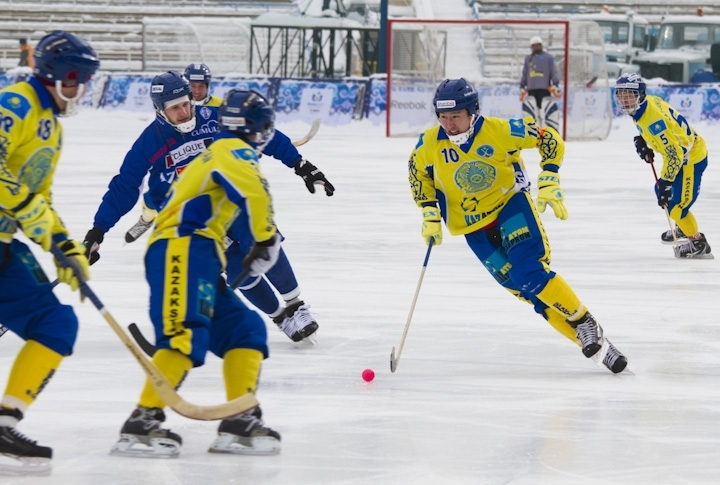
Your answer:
[648,119,668,136]
[454,160,496,193]
[0,92,31,120]
[230,148,257,161]
[19,147,53,192]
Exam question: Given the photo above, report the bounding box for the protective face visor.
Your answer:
[615,88,642,115]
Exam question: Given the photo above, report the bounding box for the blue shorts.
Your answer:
[145,235,268,366]
[464,191,555,311]
[0,240,78,355]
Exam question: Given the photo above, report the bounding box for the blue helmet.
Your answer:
[150,71,192,111]
[433,78,479,117]
[184,63,212,86]
[33,30,99,86]
[219,89,275,145]
[615,73,646,115]
[150,71,195,133]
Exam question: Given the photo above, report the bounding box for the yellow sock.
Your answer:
[2,340,63,412]
[536,275,582,318]
[544,308,581,344]
[673,211,699,238]
[223,349,263,401]
[535,275,586,343]
[138,349,193,409]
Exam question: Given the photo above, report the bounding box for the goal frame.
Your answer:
[385,18,571,139]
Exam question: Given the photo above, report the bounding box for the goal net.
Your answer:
[142,17,251,75]
[386,19,612,141]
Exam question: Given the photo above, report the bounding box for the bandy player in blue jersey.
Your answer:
[83,71,334,342]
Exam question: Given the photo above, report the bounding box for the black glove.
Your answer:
[634,135,654,163]
[242,234,281,276]
[294,159,335,196]
[83,228,105,265]
[657,179,672,208]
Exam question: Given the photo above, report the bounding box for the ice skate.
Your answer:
[124,215,154,243]
[569,311,602,358]
[208,407,281,455]
[570,312,628,374]
[674,233,713,259]
[661,225,687,245]
[590,337,628,374]
[274,301,318,343]
[110,406,181,458]
[0,425,52,476]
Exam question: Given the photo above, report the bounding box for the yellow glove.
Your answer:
[54,240,91,298]
[536,170,568,220]
[14,194,54,251]
[421,206,442,246]
[519,88,528,102]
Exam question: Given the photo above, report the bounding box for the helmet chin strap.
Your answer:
[255,128,276,154]
[174,117,197,133]
[447,114,478,146]
[55,81,86,117]
[159,107,197,133]
[191,95,210,107]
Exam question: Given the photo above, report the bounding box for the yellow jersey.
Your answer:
[0,77,68,243]
[634,95,707,182]
[409,116,564,235]
[149,133,277,261]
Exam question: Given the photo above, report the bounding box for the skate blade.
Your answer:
[662,238,688,246]
[673,250,715,260]
[208,433,281,456]
[110,435,180,459]
[301,332,319,345]
[0,454,51,476]
[590,339,629,374]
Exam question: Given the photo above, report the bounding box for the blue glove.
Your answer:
[657,179,672,208]
[634,136,654,163]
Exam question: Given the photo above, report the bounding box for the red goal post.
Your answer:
[385,18,612,141]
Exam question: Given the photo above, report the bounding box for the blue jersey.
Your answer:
[92,105,302,232]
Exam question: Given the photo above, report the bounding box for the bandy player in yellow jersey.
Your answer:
[408,78,628,374]
[0,31,98,475]
[616,73,712,259]
[111,89,282,458]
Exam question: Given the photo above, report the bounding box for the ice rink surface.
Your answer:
[2,110,720,484]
